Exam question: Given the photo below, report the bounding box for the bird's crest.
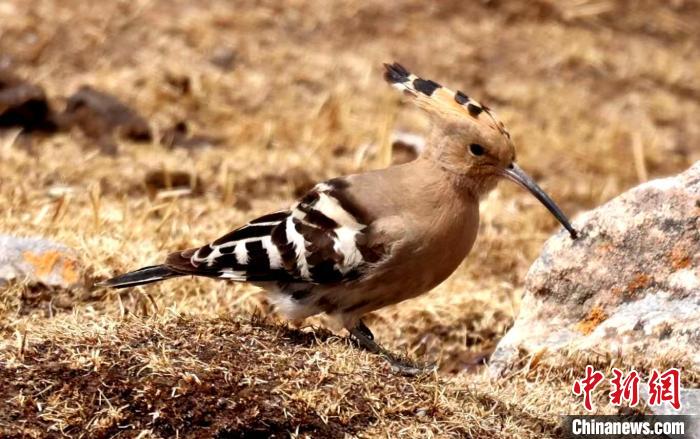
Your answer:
[383,62,510,139]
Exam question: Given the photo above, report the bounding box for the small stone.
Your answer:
[56,85,152,148]
[490,161,700,376]
[0,235,81,288]
[0,70,57,131]
[209,47,237,70]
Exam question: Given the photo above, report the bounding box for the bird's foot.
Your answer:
[349,320,435,377]
[386,357,436,377]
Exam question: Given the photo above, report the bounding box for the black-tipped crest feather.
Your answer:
[383,62,410,83]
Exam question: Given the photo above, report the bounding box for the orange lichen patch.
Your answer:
[627,273,652,294]
[576,306,608,335]
[60,259,80,285]
[22,250,79,284]
[595,243,614,255]
[609,286,624,299]
[670,244,691,270]
[22,250,62,277]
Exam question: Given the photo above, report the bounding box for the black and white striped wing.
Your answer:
[166,180,383,284]
[167,210,293,282]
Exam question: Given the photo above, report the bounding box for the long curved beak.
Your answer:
[502,163,578,239]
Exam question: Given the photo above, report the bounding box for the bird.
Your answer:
[99,62,577,374]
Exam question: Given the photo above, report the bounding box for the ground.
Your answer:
[1,0,699,437]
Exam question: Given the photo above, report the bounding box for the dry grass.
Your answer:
[1,0,699,437]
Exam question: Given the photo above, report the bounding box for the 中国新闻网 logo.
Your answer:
[572,366,682,412]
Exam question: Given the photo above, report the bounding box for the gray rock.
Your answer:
[490,162,700,376]
[640,388,700,416]
[639,389,700,439]
[0,235,81,288]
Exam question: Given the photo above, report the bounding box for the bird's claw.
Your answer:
[387,358,436,377]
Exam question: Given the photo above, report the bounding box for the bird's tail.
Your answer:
[96,265,182,289]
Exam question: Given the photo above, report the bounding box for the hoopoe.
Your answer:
[100,63,577,374]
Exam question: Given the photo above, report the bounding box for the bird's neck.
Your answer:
[416,152,497,202]
[402,156,480,206]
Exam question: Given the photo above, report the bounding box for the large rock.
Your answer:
[0,235,81,288]
[490,162,700,376]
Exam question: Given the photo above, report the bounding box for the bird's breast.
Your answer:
[403,199,480,292]
[329,198,480,317]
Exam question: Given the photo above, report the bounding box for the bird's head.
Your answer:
[384,62,577,239]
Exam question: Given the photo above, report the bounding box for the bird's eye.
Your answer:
[469,143,485,156]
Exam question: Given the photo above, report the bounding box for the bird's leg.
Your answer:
[348,319,434,376]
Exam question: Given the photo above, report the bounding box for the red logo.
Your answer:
[572,365,605,412]
[609,368,640,407]
[648,368,681,410]
[573,367,682,411]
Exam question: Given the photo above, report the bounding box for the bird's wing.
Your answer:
[164,178,388,284]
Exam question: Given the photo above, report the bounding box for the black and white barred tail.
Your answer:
[97,265,181,289]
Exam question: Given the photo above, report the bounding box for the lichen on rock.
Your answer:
[0,235,81,288]
[490,162,700,376]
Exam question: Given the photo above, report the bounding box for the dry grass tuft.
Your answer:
[1,0,699,437]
